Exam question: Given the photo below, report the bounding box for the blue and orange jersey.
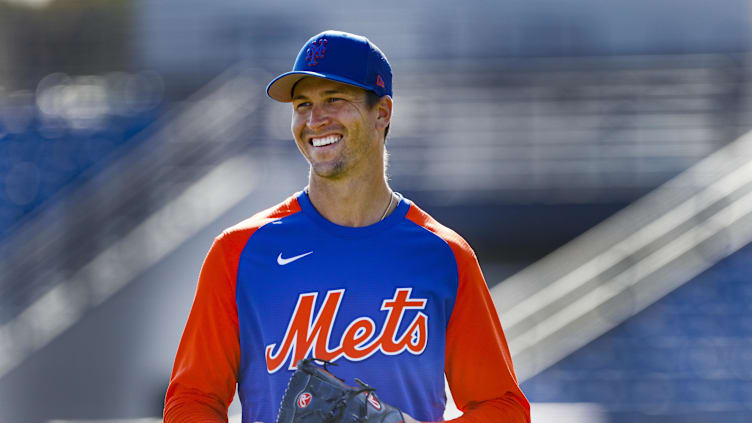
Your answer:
[164,191,530,423]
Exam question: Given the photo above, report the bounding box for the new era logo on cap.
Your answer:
[266,30,392,102]
[376,74,385,89]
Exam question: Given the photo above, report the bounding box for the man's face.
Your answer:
[291,78,385,180]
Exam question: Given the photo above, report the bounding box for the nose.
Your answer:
[307,103,330,129]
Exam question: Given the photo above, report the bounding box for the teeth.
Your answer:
[312,135,341,147]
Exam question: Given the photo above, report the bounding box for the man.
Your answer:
[164,30,530,423]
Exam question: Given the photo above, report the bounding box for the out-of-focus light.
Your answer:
[1,0,55,9]
[36,73,112,130]
[65,76,110,129]
[35,72,71,116]
[34,71,164,130]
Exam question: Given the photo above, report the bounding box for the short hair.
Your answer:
[365,90,390,141]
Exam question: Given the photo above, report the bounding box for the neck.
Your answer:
[307,172,394,227]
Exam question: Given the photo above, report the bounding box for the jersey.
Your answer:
[164,191,530,423]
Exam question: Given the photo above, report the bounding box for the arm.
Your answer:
[164,234,241,423]
[439,243,531,423]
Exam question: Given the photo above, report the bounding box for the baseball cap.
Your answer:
[266,30,392,103]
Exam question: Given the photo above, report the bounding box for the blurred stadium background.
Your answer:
[1,0,751,422]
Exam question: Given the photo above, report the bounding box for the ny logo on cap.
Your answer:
[305,38,327,66]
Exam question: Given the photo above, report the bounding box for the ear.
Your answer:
[375,95,392,132]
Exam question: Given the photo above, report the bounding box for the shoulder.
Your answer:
[404,201,477,265]
[214,193,303,251]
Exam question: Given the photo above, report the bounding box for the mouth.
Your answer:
[309,134,342,147]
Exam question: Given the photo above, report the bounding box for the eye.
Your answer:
[294,101,311,110]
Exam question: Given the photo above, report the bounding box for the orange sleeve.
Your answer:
[164,232,244,423]
[405,205,530,423]
[440,239,530,423]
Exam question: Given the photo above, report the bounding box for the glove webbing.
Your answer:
[303,358,379,423]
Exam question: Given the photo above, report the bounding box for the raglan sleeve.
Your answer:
[440,243,530,423]
[163,233,241,423]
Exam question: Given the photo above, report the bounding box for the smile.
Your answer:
[310,135,342,147]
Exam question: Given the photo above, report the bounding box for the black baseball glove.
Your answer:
[276,358,407,423]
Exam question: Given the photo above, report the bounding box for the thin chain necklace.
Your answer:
[305,187,395,222]
[379,192,395,221]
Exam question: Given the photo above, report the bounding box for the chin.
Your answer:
[311,161,348,179]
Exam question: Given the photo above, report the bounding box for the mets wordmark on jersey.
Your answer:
[265,287,429,373]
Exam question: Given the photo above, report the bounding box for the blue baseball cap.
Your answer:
[266,30,392,103]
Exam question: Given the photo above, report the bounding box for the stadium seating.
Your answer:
[522,242,752,421]
[0,72,162,241]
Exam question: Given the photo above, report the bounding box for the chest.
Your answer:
[234,222,458,372]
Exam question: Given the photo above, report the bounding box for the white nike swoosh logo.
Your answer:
[277,251,313,265]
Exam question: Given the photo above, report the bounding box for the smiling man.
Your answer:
[164,30,530,423]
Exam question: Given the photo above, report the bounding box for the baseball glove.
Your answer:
[276,358,406,423]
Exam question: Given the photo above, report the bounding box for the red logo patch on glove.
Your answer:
[367,393,381,410]
[297,392,312,408]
